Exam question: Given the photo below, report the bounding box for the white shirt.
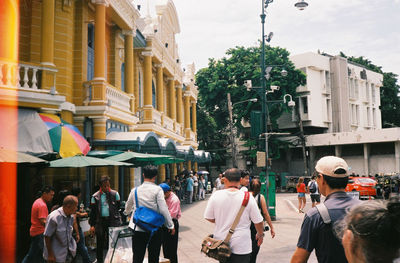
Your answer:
[193,175,199,186]
[204,189,263,254]
[125,181,174,231]
[240,186,248,192]
[308,180,319,195]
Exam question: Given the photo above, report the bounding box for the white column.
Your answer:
[395,141,400,173]
[363,144,370,176]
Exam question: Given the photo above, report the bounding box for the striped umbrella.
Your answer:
[39,113,90,158]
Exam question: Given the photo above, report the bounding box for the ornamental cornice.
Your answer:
[91,0,109,6]
[141,51,153,57]
[122,29,136,37]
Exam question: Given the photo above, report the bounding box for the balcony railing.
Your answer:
[189,130,196,141]
[175,122,182,135]
[153,109,162,126]
[0,60,57,91]
[106,83,131,113]
[163,115,174,131]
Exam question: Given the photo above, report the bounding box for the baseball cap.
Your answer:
[315,156,349,178]
[159,183,171,192]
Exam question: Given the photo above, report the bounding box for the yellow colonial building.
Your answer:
[0,0,208,200]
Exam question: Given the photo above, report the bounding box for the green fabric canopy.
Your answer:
[106,151,185,167]
[49,155,132,168]
[0,148,48,164]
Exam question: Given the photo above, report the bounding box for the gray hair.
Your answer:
[224,168,241,182]
[335,195,400,263]
[63,195,78,208]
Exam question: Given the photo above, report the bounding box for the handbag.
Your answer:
[201,191,250,263]
[131,188,165,236]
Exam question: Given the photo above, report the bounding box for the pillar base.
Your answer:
[142,106,154,123]
[89,80,107,106]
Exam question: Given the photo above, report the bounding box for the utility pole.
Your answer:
[227,93,237,168]
[295,100,308,177]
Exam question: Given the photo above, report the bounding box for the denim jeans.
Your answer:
[76,228,91,263]
[22,234,44,263]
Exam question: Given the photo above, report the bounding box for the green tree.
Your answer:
[196,45,306,164]
[340,52,400,127]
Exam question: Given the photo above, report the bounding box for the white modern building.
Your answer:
[273,52,400,177]
[278,52,383,134]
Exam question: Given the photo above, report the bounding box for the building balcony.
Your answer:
[163,115,174,131]
[105,83,131,113]
[0,59,65,108]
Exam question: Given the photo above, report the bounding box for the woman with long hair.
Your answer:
[249,179,275,263]
[296,177,306,213]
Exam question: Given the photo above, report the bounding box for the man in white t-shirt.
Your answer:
[204,168,264,263]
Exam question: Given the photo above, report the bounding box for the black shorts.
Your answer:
[310,194,320,203]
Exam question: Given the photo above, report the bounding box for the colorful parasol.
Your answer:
[39,113,90,158]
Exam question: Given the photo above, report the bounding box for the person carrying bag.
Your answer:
[124,165,175,263]
[203,168,265,263]
[201,191,250,262]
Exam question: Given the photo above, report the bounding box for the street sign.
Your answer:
[257,151,265,167]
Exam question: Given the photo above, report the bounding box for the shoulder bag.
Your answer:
[131,188,165,236]
[201,191,250,263]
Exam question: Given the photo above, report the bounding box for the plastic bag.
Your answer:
[104,226,133,263]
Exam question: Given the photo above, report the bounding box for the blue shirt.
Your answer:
[186,178,194,191]
[297,191,360,263]
[91,191,120,217]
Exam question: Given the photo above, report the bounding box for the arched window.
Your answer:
[152,80,156,108]
[121,63,125,92]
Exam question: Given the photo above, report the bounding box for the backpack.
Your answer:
[309,181,317,194]
[131,188,165,236]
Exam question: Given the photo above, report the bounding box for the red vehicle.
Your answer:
[345,177,377,197]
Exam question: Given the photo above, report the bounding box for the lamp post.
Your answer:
[258,0,307,220]
[227,93,257,168]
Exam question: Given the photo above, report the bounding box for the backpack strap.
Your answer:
[316,203,331,224]
[134,188,139,209]
[223,191,250,243]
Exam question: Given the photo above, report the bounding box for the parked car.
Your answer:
[345,177,377,197]
[285,176,311,193]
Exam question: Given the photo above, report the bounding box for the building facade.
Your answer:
[274,52,399,178]
[1,0,204,199]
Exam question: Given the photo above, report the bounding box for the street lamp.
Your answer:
[259,0,307,220]
[295,0,309,11]
[227,93,258,168]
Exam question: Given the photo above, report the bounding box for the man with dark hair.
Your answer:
[125,165,175,263]
[204,168,264,263]
[22,185,55,263]
[307,175,320,208]
[240,170,250,191]
[43,195,78,263]
[89,176,121,263]
[291,156,360,263]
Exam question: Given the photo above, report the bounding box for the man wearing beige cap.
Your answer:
[291,156,360,263]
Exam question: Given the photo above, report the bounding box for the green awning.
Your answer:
[106,151,185,167]
[87,150,124,158]
[49,155,132,168]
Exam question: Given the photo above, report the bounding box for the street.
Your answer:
[177,193,318,263]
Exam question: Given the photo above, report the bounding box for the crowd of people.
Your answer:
[21,156,400,263]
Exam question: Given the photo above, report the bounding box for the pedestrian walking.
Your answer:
[160,183,181,263]
[307,175,321,208]
[22,185,55,263]
[186,174,194,204]
[204,168,264,263]
[291,156,361,263]
[249,179,275,263]
[71,187,93,263]
[240,170,250,191]
[198,175,206,200]
[337,196,400,263]
[296,177,306,213]
[89,176,122,263]
[193,172,199,201]
[124,165,175,263]
[43,195,78,263]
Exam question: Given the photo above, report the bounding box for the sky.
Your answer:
[169,0,400,77]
